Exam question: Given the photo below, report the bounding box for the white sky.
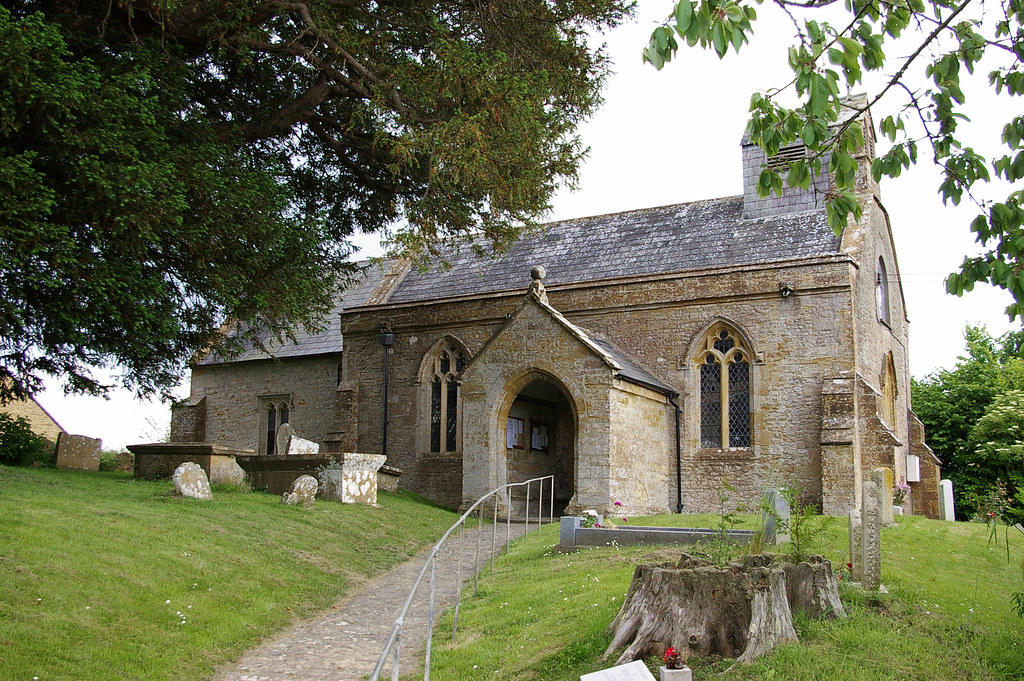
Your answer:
[33,1,1018,450]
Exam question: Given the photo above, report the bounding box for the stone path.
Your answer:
[214,521,530,681]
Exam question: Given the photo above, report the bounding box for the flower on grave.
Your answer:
[893,482,911,505]
[614,501,622,507]
[663,646,683,669]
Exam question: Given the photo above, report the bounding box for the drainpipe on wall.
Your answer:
[668,392,682,513]
[376,322,396,461]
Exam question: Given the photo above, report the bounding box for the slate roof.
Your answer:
[386,196,839,304]
[198,261,391,366]
[590,338,676,395]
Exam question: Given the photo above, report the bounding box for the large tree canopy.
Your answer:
[0,0,630,401]
[912,325,1024,519]
[645,0,1024,319]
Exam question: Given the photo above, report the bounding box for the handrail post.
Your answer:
[549,476,554,524]
[423,559,437,681]
[525,482,532,537]
[390,631,401,681]
[474,505,483,596]
[490,493,498,572]
[451,520,465,639]
[538,479,544,532]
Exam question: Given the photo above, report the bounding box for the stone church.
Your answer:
[172,102,941,519]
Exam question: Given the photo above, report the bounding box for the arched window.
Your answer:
[698,327,751,449]
[876,257,891,325]
[428,343,467,453]
[260,396,291,455]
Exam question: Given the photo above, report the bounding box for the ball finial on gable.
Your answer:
[531,265,546,281]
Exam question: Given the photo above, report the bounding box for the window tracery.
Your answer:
[428,342,467,453]
[698,327,751,449]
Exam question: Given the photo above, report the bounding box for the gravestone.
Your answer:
[861,479,882,590]
[56,434,102,471]
[939,479,956,521]
[316,453,387,504]
[281,475,318,507]
[275,422,320,456]
[760,488,790,545]
[172,462,212,500]
[873,467,895,526]
[848,508,863,582]
[275,422,295,456]
[580,659,657,681]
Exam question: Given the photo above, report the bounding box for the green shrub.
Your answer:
[98,449,133,472]
[0,412,49,466]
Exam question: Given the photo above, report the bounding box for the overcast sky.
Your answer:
[34,1,1018,450]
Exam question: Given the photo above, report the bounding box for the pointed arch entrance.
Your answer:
[498,370,577,518]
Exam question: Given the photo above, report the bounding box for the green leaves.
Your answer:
[1,0,631,399]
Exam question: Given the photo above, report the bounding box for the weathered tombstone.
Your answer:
[861,479,882,590]
[760,488,790,545]
[275,422,295,456]
[55,434,102,471]
[172,462,212,500]
[873,467,895,526]
[580,659,657,681]
[848,508,863,582]
[281,475,318,507]
[560,516,583,547]
[316,453,387,504]
[288,435,319,456]
[939,479,956,521]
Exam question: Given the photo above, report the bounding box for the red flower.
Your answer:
[846,562,853,569]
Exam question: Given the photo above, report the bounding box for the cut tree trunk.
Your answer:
[603,553,844,666]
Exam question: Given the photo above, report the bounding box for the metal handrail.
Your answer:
[369,475,555,681]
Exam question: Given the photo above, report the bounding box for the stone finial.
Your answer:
[528,265,548,304]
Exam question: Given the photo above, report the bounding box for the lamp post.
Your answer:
[376,323,395,460]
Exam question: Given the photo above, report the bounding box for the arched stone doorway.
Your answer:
[501,374,576,518]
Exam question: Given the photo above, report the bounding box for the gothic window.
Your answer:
[698,327,751,449]
[428,342,467,453]
[876,257,891,325]
[259,396,291,455]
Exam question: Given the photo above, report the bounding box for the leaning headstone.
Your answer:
[281,475,318,507]
[873,467,895,526]
[861,479,882,590]
[172,462,212,500]
[288,435,319,456]
[56,434,102,471]
[760,488,791,545]
[848,508,863,582]
[939,479,956,521]
[275,422,295,456]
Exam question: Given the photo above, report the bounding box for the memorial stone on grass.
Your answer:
[861,479,882,590]
[172,462,213,500]
[281,475,318,507]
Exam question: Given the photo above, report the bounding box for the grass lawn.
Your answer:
[426,513,1024,681]
[0,465,459,681]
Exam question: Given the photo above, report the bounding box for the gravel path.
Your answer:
[214,521,530,681]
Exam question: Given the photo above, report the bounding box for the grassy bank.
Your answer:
[428,513,1024,681]
[0,465,459,681]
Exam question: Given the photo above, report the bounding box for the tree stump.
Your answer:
[603,553,844,665]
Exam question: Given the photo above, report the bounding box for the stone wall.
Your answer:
[343,253,864,514]
[2,395,65,452]
[184,354,341,452]
[608,380,675,515]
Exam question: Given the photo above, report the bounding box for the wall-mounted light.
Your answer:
[778,282,794,298]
